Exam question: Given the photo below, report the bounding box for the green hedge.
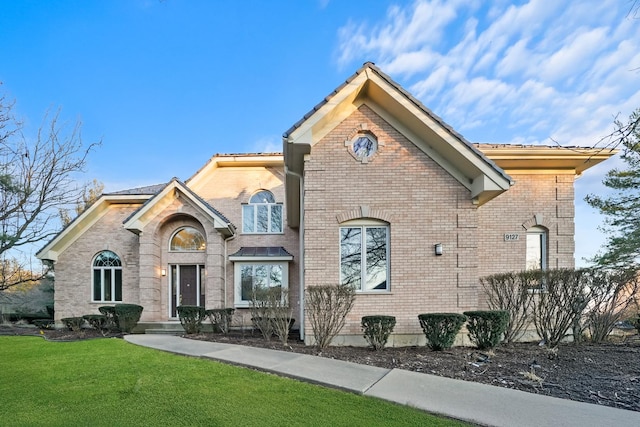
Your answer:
[177,306,206,334]
[361,315,396,350]
[83,314,108,332]
[61,317,85,332]
[417,313,467,351]
[113,304,143,333]
[205,308,235,334]
[463,310,509,349]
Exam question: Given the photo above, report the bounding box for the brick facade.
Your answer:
[42,63,607,347]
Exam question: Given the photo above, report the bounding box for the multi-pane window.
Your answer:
[170,227,206,251]
[242,190,283,234]
[526,226,547,270]
[92,250,122,302]
[235,263,287,306]
[340,224,389,291]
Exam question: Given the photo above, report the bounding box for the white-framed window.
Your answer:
[170,227,206,251]
[233,262,288,307]
[92,250,122,302]
[242,190,283,234]
[340,221,390,292]
[526,226,548,271]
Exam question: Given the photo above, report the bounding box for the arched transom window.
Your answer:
[92,250,122,302]
[242,190,283,234]
[170,227,206,251]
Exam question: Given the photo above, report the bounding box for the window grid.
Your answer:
[92,251,122,302]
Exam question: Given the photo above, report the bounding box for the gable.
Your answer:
[36,194,151,262]
[283,62,513,227]
[122,178,235,237]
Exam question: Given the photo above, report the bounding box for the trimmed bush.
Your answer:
[33,319,55,330]
[83,314,108,332]
[113,304,143,333]
[361,315,396,350]
[177,305,206,334]
[98,306,116,329]
[61,317,85,332]
[205,308,235,334]
[418,313,467,351]
[463,310,509,349]
[306,285,356,350]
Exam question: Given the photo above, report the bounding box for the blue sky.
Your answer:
[1,0,639,266]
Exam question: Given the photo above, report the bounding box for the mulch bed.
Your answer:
[4,324,639,412]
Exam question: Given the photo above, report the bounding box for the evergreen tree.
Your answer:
[586,109,640,268]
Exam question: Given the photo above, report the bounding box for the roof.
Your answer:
[475,144,617,175]
[283,62,514,226]
[106,183,167,195]
[229,246,294,261]
[122,177,235,236]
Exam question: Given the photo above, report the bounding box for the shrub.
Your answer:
[480,271,535,343]
[33,319,55,330]
[177,305,206,334]
[306,285,356,350]
[531,269,590,347]
[361,315,396,350]
[83,314,108,334]
[463,310,509,349]
[205,308,235,334]
[113,304,143,333]
[61,316,85,332]
[585,268,639,342]
[98,306,116,330]
[417,313,467,351]
[249,285,293,344]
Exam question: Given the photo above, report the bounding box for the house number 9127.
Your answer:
[504,233,520,241]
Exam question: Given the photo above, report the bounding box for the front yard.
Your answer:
[0,336,463,426]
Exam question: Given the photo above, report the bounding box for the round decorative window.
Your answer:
[352,134,377,160]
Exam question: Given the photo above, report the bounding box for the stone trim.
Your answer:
[336,205,392,223]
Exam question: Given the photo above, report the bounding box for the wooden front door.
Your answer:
[170,265,204,317]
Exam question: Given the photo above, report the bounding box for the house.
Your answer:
[37,63,614,346]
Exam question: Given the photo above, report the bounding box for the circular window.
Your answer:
[351,134,377,161]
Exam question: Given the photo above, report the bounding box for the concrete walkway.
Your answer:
[124,334,640,427]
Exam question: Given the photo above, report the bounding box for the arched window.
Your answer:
[526,226,548,271]
[340,219,390,292]
[92,251,122,302]
[242,190,283,233]
[170,227,206,251]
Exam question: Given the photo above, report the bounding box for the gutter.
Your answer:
[223,227,237,308]
[285,165,305,341]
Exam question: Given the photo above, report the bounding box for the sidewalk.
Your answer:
[124,334,640,427]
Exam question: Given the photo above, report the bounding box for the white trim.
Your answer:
[233,261,290,308]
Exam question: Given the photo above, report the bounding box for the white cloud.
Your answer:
[249,136,281,154]
[335,0,640,260]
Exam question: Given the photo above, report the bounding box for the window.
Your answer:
[340,223,389,291]
[526,226,547,270]
[170,227,206,251]
[242,190,283,233]
[92,250,122,302]
[234,262,288,307]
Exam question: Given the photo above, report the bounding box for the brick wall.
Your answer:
[303,105,477,342]
[55,204,141,320]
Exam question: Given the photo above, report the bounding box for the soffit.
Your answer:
[36,195,151,262]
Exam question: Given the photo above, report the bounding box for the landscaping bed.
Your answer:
[189,331,640,412]
[4,323,639,412]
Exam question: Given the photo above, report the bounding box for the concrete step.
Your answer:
[144,328,184,335]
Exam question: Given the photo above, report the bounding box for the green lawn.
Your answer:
[0,337,467,426]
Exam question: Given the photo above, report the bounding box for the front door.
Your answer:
[170,265,204,317]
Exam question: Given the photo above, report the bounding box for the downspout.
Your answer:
[286,166,305,341]
[223,227,236,308]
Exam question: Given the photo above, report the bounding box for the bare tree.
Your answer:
[0,96,99,290]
